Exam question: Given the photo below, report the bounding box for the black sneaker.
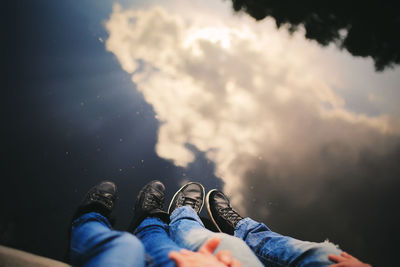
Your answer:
[168,182,205,214]
[129,180,169,232]
[68,181,118,263]
[206,189,243,235]
[73,180,118,221]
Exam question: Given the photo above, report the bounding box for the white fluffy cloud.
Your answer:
[105,4,400,213]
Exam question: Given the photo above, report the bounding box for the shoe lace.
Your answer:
[144,194,163,209]
[218,207,242,224]
[89,191,114,208]
[182,196,200,210]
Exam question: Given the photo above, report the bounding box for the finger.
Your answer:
[215,250,233,265]
[169,251,185,265]
[180,249,197,256]
[230,259,242,267]
[198,237,221,254]
[328,254,346,263]
[341,252,356,260]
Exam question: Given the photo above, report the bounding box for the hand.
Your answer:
[169,237,242,267]
[329,252,372,267]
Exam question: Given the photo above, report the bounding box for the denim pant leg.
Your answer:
[169,206,263,267]
[135,217,182,267]
[235,218,342,267]
[70,212,145,267]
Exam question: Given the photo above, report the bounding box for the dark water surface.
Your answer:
[5,0,222,261]
[4,1,400,267]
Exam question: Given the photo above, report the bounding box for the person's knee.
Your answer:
[214,233,246,247]
[208,233,255,256]
[113,232,144,250]
[106,232,144,255]
[314,240,341,255]
[303,241,342,265]
[210,233,264,267]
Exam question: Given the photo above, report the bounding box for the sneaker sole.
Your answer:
[206,189,223,233]
[168,182,205,214]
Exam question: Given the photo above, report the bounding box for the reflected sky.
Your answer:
[5,1,400,266]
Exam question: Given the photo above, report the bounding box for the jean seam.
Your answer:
[252,239,290,267]
[259,253,289,267]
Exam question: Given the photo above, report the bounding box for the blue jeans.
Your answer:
[235,218,342,267]
[136,206,263,267]
[70,212,145,267]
